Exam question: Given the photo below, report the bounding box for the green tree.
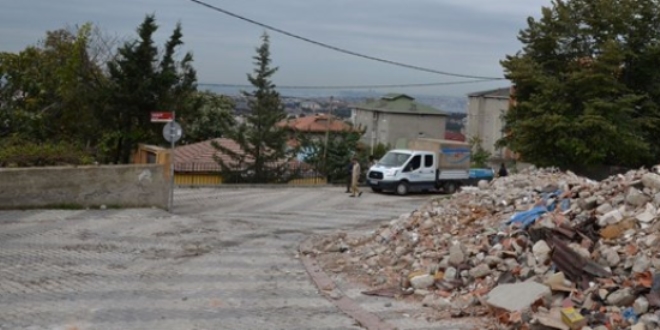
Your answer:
[179,91,235,144]
[499,0,660,170]
[469,136,491,168]
[300,128,365,183]
[104,15,198,163]
[370,142,391,160]
[213,33,290,183]
[0,23,106,143]
[0,23,110,165]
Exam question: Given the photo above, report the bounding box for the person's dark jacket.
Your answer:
[498,166,508,177]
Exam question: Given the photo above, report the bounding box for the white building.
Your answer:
[466,87,515,160]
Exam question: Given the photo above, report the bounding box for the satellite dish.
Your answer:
[163,121,183,143]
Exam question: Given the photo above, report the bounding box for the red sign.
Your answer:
[151,112,173,123]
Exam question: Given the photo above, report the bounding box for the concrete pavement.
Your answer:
[0,187,428,329]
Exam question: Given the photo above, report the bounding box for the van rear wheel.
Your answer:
[396,181,409,196]
[444,182,458,194]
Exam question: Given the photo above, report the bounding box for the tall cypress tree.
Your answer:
[104,15,197,164]
[213,32,290,183]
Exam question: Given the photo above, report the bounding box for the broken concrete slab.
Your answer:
[642,173,660,190]
[486,281,551,312]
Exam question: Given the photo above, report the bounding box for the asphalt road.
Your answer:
[0,187,428,330]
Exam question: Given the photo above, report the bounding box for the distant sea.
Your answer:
[199,85,469,113]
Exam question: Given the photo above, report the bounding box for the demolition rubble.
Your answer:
[315,167,660,329]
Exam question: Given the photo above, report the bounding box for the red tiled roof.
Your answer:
[445,131,466,142]
[173,138,242,172]
[174,138,242,164]
[277,115,353,133]
[173,138,306,173]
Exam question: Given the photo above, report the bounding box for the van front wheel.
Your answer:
[396,181,409,196]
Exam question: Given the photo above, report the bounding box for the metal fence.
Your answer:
[173,162,327,186]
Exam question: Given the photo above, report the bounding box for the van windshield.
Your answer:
[378,152,411,167]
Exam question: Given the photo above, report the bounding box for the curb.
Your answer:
[299,237,396,330]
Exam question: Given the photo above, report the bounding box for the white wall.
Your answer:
[466,96,509,159]
[353,108,446,150]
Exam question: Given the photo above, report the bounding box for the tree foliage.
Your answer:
[212,33,291,183]
[300,128,365,182]
[0,136,93,167]
[0,16,215,167]
[104,15,198,163]
[500,0,660,170]
[0,23,106,143]
[469,136,491,168]
[179,91,235,144]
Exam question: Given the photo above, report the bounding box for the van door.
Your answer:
[402,154,422,183]
[419,153,436,183]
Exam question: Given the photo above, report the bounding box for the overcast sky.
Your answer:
[2,0,551,96]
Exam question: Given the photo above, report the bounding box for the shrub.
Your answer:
[0,138,94,167]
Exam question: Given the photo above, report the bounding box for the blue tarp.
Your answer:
[469,168,494,180]
[506,206,548,228]
[505,189,571,229]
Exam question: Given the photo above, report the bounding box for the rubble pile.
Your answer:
[327,167,660,329]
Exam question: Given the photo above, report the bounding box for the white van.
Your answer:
[366,139,471,195]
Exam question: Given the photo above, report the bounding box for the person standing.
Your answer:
[498,163,509,177]
[345,160,353,193]
[350,157,362,197]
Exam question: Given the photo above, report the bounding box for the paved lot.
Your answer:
[0,187,428,330]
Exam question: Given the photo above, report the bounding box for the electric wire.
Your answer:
[188,0,506,81]
[199,79,497,90]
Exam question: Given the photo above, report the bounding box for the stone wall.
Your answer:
[0,164,169,209]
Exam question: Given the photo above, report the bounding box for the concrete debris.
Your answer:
[486,281,551,312]
[421,294,453,309]
[315,166,660,329]
[410,274,435,289]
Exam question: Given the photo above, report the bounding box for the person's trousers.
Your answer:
[351,182,360,196]
[346,175,351,192]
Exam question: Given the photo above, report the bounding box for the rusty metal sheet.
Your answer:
[582,259,611,278]
[553,224,576,239]
[549,236,584,282]
[548,235,611,288]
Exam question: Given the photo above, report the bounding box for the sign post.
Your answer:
[169,112,176,212]
[152,111,182,213]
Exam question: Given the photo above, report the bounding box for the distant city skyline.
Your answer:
[3,0,550,96]
[211,85,470,114]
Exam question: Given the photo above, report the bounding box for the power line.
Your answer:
[199,79,498,90]
[188,0,506,81]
